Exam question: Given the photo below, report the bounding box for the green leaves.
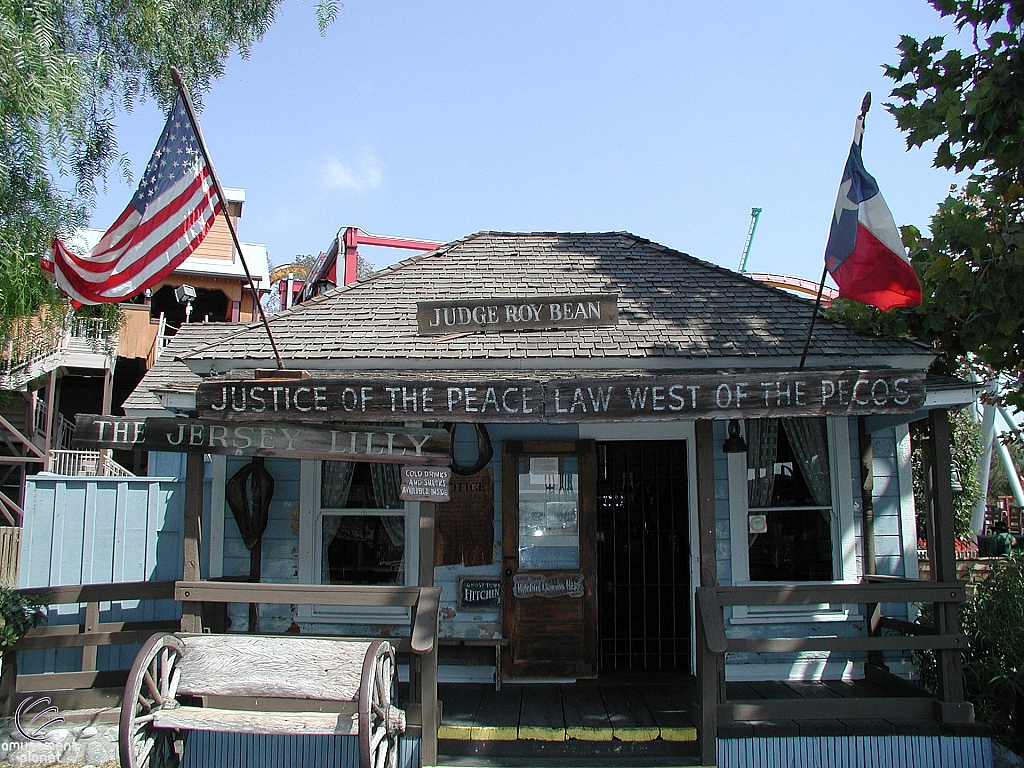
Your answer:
[0,587,45,651]
[881,0,1024,410]
[1,0,337,337]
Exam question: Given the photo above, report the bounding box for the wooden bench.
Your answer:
[119,633,405,768]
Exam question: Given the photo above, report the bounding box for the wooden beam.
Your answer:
[693,419,719,768]
[727,634,966,653]
[181,452,204,633]
[928,408,969,714]
[16,580,177,604]
[713,581,964,606]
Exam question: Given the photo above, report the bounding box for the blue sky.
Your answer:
[88,1,965,282]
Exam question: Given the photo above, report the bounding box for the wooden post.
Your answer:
[694,419,720,767]
[181,452,204,633]
[0,649,17,716]
[927,409,972,723]
[42,370,58,471]
[418,501,438,766]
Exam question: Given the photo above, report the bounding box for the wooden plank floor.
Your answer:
[438,680,698,744]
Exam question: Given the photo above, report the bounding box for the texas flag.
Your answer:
[824,117,922,311]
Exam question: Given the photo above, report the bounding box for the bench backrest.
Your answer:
[176,635,374,702]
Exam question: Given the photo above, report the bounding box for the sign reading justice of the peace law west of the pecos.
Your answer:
[416,294,618,335]
[72,416,450,464]
[195,370,926,423]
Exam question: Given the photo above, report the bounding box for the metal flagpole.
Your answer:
[170,67,286,371]
[798,92,872,372]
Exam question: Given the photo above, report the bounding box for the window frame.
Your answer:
[297,459,419,623]
[727,416,858,623]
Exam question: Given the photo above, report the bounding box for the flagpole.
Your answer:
[170,68,286,371]
[797,92,872,372]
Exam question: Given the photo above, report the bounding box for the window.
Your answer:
[319,461,406,585]
[727,416,857,624]
[516,455,580,571]
[745,418,833,581]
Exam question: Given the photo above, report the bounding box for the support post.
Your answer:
[181,453,204,633]
[927,409,972,723]
[694,419,720,766]
[418,501,438,766]
[42,370,58,471]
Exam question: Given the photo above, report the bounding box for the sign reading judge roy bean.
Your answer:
[416,294,618,335]
[195,369,926,423]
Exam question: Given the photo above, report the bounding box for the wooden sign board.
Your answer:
[196,378,545,423]
[197,370,926,423]
[457,577,502,609]
[72,416,450,464]
[399,466,452,502]
[435,469,495,567]
[417,294,618,335]
[543,369,927,422]
[513,573,585,599]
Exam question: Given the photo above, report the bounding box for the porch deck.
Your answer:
[435,676,982,763]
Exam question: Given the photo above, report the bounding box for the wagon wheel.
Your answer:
[119,633,186,768]
[358,640,405,768]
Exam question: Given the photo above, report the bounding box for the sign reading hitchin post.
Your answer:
[72,416,450,464]
[416,294,618,335]
[196,369,926,423]
[399,466,452,502]
[457,577,502,609]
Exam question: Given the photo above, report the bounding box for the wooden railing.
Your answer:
[175,580,442,761]
[47,449,135,477]
[0,527,20,588]
[1,317,117,390]
[695,578,971,758]
[0,581,179,713]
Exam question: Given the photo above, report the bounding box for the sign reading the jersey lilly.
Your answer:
[195,370,926,422]
[416,294,618,335]
[73,416,450,464]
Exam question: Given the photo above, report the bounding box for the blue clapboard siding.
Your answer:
[20,473,188,673]
[182,732,420,768]
[718,735,992,768]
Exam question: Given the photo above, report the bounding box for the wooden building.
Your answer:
[17,231,990,767]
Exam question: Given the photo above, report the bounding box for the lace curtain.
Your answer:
[745,418,779,508]
[320,461,354,583]
[781,418,831,507]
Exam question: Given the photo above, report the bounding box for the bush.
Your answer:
[0,588,45,651]
[916,558,1024,753]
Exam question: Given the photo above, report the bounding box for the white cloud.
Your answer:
[320,148,384,193]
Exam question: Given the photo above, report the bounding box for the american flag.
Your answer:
[42,94,221,307]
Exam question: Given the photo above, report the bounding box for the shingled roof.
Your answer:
[122,322,248,414]
[180,232,934,373]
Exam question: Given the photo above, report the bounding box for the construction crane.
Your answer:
[737,207,762,273]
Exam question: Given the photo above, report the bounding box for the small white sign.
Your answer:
[399,466,452,502]
[748,514,768,534]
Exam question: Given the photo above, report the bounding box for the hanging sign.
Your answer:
[399,465,452,502]
[417,294,618,335]
[457,577,502,609]
[72,416,450,464]
[194,369,926,423]
[513,573,585,599]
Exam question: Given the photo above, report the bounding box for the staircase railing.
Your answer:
[47,450,135,478]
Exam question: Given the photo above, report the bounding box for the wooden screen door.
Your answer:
[501,440,597,679]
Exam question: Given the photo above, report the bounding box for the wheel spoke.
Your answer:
[369,724,387,752]
[143,670,165,706]
[160,648,171,693]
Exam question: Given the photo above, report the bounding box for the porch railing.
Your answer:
[47,449,135,477]
[1,317,118,390]
[695,578,970,763]
[0,581,179,713]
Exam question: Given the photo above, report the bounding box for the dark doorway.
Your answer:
[596,441,690,674]
[151,285,229,324]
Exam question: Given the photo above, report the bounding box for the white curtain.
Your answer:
[371,463,406,585]
[782,418,831,509]
[745,419,779,508]
[320,462,355,583]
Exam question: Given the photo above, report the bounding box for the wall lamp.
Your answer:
[722,419,748,453]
